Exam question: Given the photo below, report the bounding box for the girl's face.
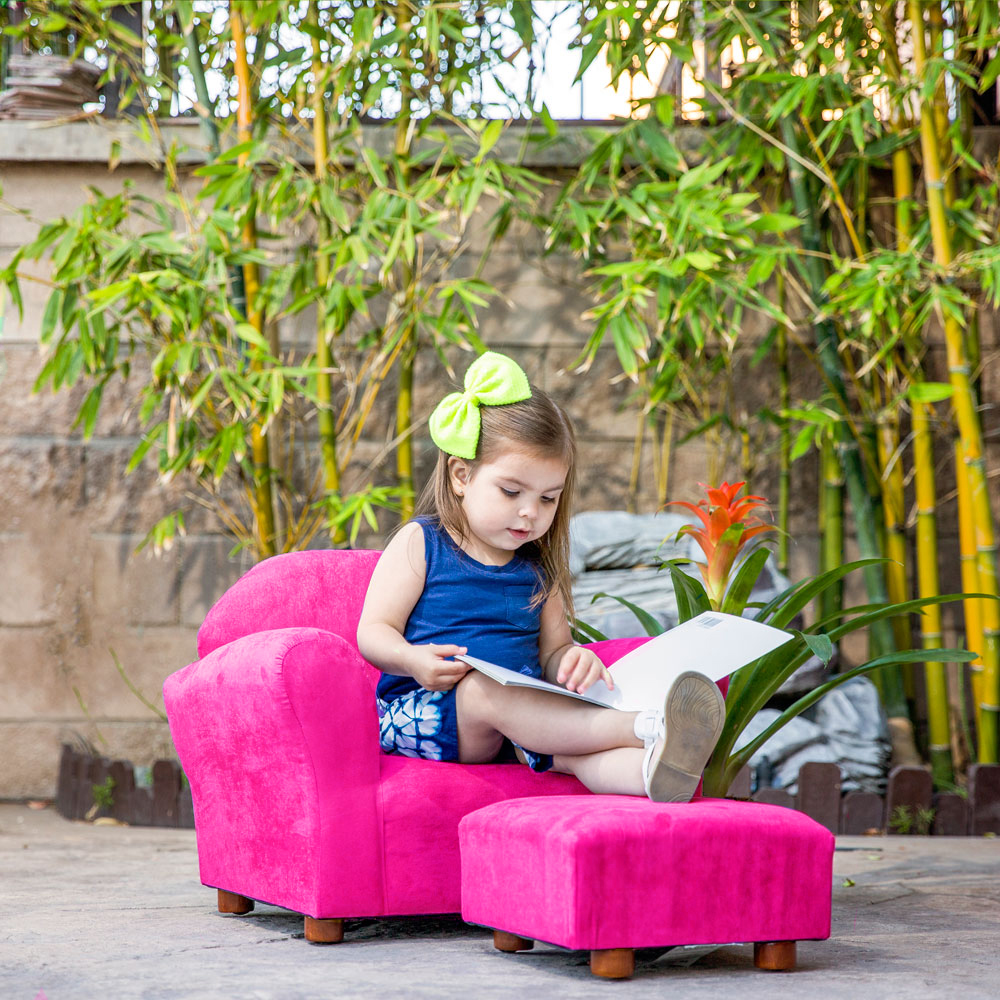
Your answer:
[448,449,568,566]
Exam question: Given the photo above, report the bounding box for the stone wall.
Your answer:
[1,119,995,799]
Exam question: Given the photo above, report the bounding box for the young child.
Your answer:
[357,351,724,801]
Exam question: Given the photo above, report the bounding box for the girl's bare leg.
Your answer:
[455,670,641,764]
[551,749,646,796]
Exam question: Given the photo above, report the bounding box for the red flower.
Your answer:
[668,481,774,609]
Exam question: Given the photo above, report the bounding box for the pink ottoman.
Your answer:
[459,795,834,978]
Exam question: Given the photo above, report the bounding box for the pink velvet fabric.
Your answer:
[165,549,647,920]
[459,795,834,951]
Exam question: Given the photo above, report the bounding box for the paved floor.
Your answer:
[2,802,999,1000]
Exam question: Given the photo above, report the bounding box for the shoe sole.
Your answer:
[646,672,726,803]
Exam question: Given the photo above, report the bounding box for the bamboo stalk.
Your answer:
[776,276,790,575]
[882,0,954,765]
[913,398,954,785]
[180,11,250,325]
[910,0,1000,761]
[956,439,985,712]
[394,1,416,522]
[232,4,277,559]
[309,7,345,543]
[876,415,911,651]
[778,115,906,716]
[819,432,844,629]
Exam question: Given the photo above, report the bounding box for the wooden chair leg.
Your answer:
[590,948,635,979]
[217,889,254,914]
[754,940,796,971]
[493,930,534,952]
[305,916,344,943]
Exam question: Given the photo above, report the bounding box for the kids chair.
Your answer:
[162,549,602,942]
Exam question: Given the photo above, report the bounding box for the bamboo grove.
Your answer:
[2,1,1000,772]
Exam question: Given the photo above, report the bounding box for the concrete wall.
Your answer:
[0,119,994,798]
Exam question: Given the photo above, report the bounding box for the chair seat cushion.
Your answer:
[459,795,834,951]
[379,756,587,915]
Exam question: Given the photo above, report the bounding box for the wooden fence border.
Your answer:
[54,745,1000,836]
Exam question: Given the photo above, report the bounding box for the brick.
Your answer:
[753,787,795,809]
[932,792,968,836]
[178,536,246,629]
[90,534,180,628]
[885,766,934,835]
[842,791,885,835]
[968,764,1000,836]
[0,534,59,624]
[152,759,182,827]
[68,626,195,718]
[727,765,752,799]
[0,627,84,715]
[797,761,842,833]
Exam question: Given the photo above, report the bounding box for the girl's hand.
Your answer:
[406,643,471,692]
[556,645,614,695]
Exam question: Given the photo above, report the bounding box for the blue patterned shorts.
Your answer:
[377,687,552,772]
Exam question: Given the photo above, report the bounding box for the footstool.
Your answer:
[459,795,834,978]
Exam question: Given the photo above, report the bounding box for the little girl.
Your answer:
[357,351,724,801]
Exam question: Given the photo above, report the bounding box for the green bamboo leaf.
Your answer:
[234,323,270,351]
[40,290,64,344]
[477,119,504,161]
[74,384,104,440]
[907,382,953,403]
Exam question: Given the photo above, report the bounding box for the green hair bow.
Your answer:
[429,352,532,459]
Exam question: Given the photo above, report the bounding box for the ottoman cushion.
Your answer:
[459,795,834,952]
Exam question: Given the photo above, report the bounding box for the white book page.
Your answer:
[456,654,615,708]
[458,611,791,713]
[599,611,792,712]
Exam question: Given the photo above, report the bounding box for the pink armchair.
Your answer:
[164,549,641,941]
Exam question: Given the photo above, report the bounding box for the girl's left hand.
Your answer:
[556,646,613,695]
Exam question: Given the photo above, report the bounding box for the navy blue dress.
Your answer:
[375,516,553,770]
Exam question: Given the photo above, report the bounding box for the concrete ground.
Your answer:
[2,803,999,1000]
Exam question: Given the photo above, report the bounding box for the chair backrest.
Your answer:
[197,548,381,659]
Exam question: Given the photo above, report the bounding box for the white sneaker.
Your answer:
[643,672,726,803]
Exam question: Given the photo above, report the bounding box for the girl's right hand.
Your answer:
[406,643,471,691]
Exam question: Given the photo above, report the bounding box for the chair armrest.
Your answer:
[164,627,386,918]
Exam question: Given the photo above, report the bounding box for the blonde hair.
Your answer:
[414,385,577,616]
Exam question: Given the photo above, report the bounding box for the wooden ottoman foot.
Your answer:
[493,930,534,952]
[754,940,796,971]
[217,889,254,914]
[590,948,635,979]
[305,916,344,943]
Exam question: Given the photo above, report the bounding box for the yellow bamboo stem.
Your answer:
[956,440,984,711]
[309,9,345,545]
[910,0,1000,760]
[912,399,953,785]
[876,415,911,650]
[232,5,276,559]
[394,1,416,522]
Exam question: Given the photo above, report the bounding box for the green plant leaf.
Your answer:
[907,381,954,403]
[663,560,712,622]
[725,647,978,779]
[800,630,835,664]
[589,592,665,637]
[720,546,773,617]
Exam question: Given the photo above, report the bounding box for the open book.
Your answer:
[457,611,792,713]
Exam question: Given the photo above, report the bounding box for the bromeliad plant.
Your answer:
[592,482,977,798]
[668,481,775,613]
